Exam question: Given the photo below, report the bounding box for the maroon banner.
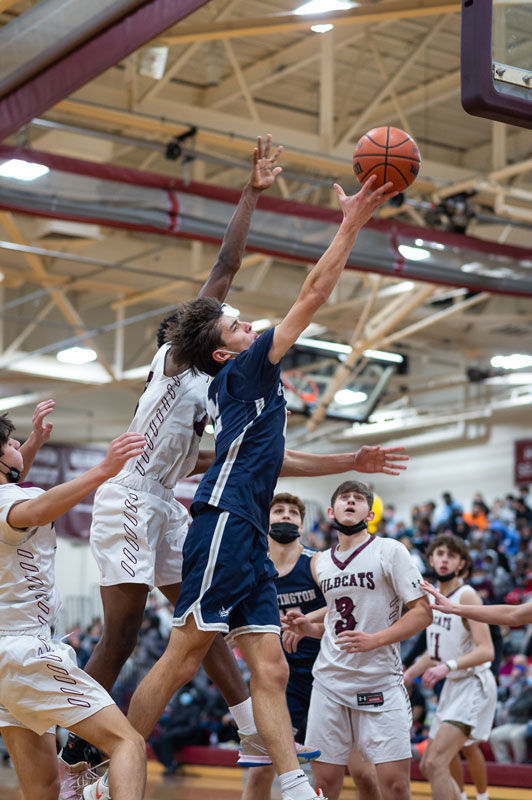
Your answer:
[24,444,202,538]
[515,440,532,486]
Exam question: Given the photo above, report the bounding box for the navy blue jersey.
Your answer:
[276,546,325,666]
[193,328,286,535]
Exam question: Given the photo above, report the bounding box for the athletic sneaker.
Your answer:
[281,789,327,800]
[237,730,321,767]
[82,772,111,800]
[58,759,101,800]
[60,733,103,768]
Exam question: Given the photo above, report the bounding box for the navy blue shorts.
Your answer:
[174,506,280,637]
[286,662,314,743]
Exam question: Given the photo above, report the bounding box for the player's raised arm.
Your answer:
[199,134,283,302]
[19,399,55,481]
[268,177,396,364]
[7,432,146,531]
[421,580,532,626]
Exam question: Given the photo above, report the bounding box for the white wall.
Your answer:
[278,416,531,521]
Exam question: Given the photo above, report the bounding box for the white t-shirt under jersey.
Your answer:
[313,535,424,709]
[0,484,60,633]
[118,343,210,489]
[427,582,491,679]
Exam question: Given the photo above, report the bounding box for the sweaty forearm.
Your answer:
[372,604,432,648]
[217,183,260,269]
[8,464,111,529]
[298,221,360,310]
[19,434,41,481]
[280,450,354,477]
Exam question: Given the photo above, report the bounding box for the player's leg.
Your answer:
[84,583,149,690]
[242,764,276,800]
[348,747,381,800]
[70,705,145,800]
[2,728,59,800]
[420,723,466,800]
[236,632,297,775]
[463,742,489,796]
[127,615,216,740]
[311,762,346,800]
[161,583,251,708]
[449,752,465,796]
[374,759,411,800]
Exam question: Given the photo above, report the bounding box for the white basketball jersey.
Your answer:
[119,344,210,488]
[0,484,60,632]
[427,583,491,678]
[313,535,424,709]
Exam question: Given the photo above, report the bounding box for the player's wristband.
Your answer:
[445,659,458,671]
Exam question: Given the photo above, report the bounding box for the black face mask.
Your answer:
[435,570,457,583]
[269,522,301,544]
[0,460,20,484]
[331,518,368,536]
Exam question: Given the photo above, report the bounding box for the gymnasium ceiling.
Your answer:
[0,0,532,453]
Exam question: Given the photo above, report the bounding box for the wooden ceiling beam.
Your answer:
[161,1,461,44]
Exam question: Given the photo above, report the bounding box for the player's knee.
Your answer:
[256,656,289,691]
[352,766,379,795]
[29,772,60,800]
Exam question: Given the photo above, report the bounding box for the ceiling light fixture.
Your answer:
[398,244,431,261]
[56,346,97,364]
[222,304,240,318]
[334,389,368,405]
[491,354,532,370]
[296,337,404,363]
[0,159,49,181]
[251,318,272,331]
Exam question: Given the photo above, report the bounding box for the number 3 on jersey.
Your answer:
[335,596,357,635]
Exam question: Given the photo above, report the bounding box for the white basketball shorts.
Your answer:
[90,473,189,589]
[0,631,114,736]
[305,683,412,765]
[429,669,497,742]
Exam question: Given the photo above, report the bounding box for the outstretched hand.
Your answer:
[334,175,397,230]
[101,433,146,478]
[352,445,409,476]
[249,134,283,191]
[281,608,315,639]
[420,581,454,613]
[30,399,55,447]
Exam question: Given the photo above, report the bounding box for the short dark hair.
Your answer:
[167,297,225,377]
[271,492,306,521]
[156,309,181,349]
[426,533,469,566]
[0,414,15,450]
[331,480,374,510]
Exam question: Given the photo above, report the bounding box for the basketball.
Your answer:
[352,126,421,193]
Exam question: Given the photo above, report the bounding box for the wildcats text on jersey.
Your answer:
[320,572,375,594]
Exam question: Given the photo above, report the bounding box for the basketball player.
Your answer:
[243,492,380,800]
[110,175,399,800]
[0,411,147,800]
[403,534,496,800]
[283,480,431,800]
[422,579,532,626]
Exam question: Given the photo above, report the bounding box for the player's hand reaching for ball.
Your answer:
[352,445,409,476]
[30,399,55,447]
[100,433,147,478]
[336,630,380,653]
[249,134,283,192]
[335,175,397,231]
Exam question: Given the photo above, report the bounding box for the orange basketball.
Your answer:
[353,126,421,193]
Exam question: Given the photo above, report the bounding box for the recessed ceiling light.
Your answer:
[56,346,97,364]
[334,389,368,405]
[294,0,352,14]
[398,244,431,261]
[311,23,334,32]
[0,159,49,181]
[251,318,272,331]
[491,354,532,370]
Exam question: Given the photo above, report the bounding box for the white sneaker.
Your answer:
[237,730,321,767]
[294,740,321,762]
[281,789,327,800]
[58,760,101,800]
[82,772,111,800]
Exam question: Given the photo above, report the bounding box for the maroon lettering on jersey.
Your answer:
[194,413,208,438]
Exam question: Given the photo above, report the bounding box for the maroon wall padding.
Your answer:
[0,0,212,141]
